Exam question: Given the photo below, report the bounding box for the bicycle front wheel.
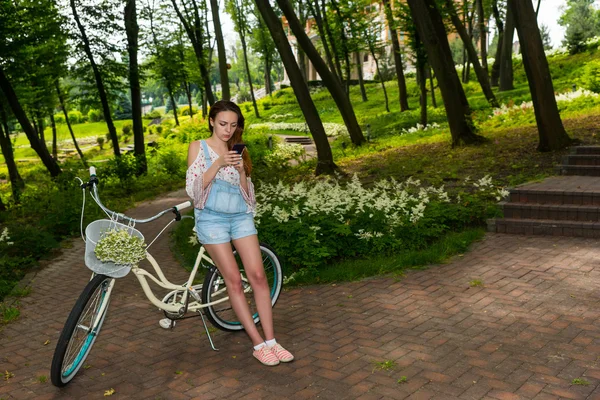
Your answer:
[201,243,283,332]
[51,274,113,387]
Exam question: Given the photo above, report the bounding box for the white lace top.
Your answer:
[185,141,256,213]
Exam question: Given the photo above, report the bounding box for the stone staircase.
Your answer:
[284,136,313,145]
[488,146,600,237]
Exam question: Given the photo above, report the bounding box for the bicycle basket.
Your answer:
[85,219,145,278]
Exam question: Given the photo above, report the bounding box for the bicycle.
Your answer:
[50,167,283,387]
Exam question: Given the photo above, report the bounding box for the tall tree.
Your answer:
[211,0,230,100]
[0,101,24,202]
[306,0,340,85]
[477,0,488,77]
[444,0,499,107]
[509,0,571,151]
[55,81,86,167]
[490,0,504,86]
[70,0,120,157]
[250,8,278,95]
[362,5,389,112]
[125,0,146,175]
[170,0,216,105]
[559,0,600,54]
[0,0,65,176]
[226,0,259,118]
[276,0,366,145]
[499,0,515,91]
[406,0,485,146]
[253,0,337,174]
[383,0,409,111]
[330,0,352,95]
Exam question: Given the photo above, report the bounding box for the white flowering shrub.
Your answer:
[265,142,305,167]
[0,227,13,246]
[255,175,506,270]
[401,122,441,135]
[269,113,294,120]
[94,229,147,266]
[491,89,599,122]
[249,122,348,137]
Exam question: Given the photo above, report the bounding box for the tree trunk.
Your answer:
[382,0,409,111]
[0,194,4,211]
[509,0,571,151]
[499,0,515,91]
[0,106,24,201]
[477,0,488,77]
[446,0,498,107]
[307,0,339,84]
[417,61,427,126]
[211,0,230,100]
[355,52,368,102]
[0,68,62,176]
[55,81,86,167]
[239,27,260,118]
[330,0,351,95]
[407,0,485,146]
[167,84,180,126]
[171,0,215,105]
[321,0,344,84]
[429,67,437,108]
[50,113,58,160]
[535,0,541,17]
[297,0,308,82]
[254,0,337,175]
[184,81,193,117]
[264,57,272,95]
[276,0,366,145]
[70,0,120,158]
[490,0,504,86]
[125,0,146,175]
[369,45,389,112]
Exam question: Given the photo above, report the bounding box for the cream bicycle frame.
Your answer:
[132,242,252,315]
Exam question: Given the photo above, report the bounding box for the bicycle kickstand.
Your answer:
[199,311,219,351]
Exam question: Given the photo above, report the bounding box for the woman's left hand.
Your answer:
[230,151,245,174]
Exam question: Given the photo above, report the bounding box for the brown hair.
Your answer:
[208,100,252,176]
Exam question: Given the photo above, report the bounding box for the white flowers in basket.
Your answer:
[94,229,147,266]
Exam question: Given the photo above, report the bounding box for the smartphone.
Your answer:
[232,143,246,154]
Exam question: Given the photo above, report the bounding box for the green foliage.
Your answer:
[68,110,84,125]
[103,153,139,183]
[156,148,186,178]
[87,109,102,122]
[579,60,600,92]
[53,113,65,124]
[143,110,162,120]
[181,107,198,116]
[559,0,600,54]
[122,123,132,135]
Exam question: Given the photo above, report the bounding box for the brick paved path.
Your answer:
[2,189,600,399]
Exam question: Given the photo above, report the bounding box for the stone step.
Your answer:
[502,202,600,221]
[562,154,600,166]
[572,146,600,155]
[488,218,600,238]
[509,189,600,206]
[284,137,313,145]
[556,165,600,176]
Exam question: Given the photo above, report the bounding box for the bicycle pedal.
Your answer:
[159,318,176,329]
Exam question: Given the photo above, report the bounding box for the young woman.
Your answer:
[185,100,293,366]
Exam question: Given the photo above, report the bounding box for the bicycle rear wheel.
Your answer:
[51,274,113,387]
[201,243,282,332]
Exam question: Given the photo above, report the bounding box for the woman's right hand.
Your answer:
[217,151,243,168]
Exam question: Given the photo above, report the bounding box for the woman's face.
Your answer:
[210,111,239,142]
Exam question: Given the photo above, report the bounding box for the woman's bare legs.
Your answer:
[203,242,265,346]
[232,234,274,341]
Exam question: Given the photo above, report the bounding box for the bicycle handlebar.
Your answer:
[86,167,192,224]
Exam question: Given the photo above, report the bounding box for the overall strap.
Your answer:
[200,140,212,169]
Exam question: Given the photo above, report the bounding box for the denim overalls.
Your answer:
[194,140,257,244]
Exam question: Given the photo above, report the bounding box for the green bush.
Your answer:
[579,60,600,93]
[155,125,163,134]
[143,110,162,120]
[262,100,272,110]
[157,148,186,178]
[67,110,83,124]
[102,153,139,182]
[181,107,198,116]
[87,109,102,122]
[53,113,65,124]
[122,123,132,135]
